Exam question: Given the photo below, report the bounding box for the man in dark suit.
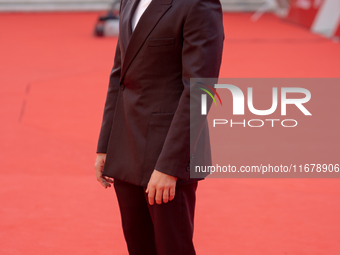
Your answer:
[94,0,224,254]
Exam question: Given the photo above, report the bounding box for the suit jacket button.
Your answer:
[186,166,190,172]
[120,84,125,91]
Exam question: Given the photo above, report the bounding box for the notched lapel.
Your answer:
[119,0,134,57]
[120,0,173,83]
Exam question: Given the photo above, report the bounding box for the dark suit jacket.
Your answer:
[97,0,224,187]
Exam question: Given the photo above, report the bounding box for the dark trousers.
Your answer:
[113,179,198,255]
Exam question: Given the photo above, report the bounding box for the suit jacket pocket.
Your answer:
[147,38,175,47]
[141,113,175,186]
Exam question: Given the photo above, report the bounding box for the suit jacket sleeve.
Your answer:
[154,0,224,180]
[96,38,122,153]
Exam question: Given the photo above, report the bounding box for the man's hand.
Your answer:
[145,169,177,205]
[94,153,114,188]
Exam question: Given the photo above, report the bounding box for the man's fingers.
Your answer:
[155,188,163,205]
[146,169,178,205]
[147,186,156,205]
[97,177,111,188]
[162,188,169,203]
[169,186,176,201]
[103,176,114,183]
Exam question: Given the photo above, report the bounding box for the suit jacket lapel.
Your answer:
[120,0,173,83]
[120,0,140,59]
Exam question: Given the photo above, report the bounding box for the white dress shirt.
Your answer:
[131,0,152,31]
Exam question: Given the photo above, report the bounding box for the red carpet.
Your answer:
[0,12,339,254]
